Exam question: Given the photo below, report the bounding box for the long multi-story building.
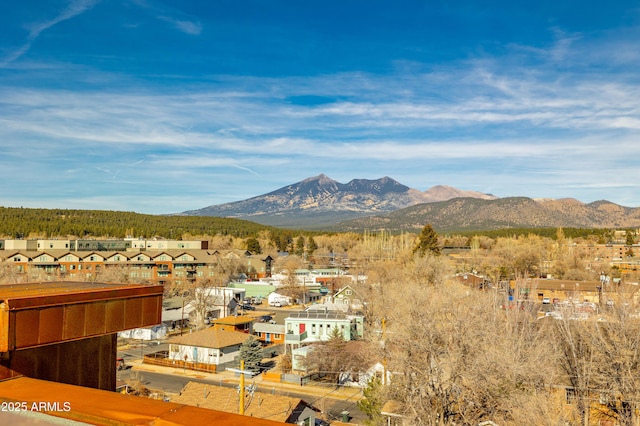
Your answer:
[0,248,273,289]
[0,238,209,252]
[572,242,639,261]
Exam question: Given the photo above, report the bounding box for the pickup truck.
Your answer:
[116,357,126,371]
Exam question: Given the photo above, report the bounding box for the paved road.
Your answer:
[117,362,365,424]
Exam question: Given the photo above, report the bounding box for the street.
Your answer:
[116,348,365,424]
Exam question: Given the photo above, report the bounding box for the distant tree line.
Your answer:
[0,207,274,240]
[455,227,616,242]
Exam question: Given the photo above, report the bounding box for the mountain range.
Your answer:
[182,174,640,232]
[181,174,496,229]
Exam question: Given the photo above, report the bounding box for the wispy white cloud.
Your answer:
[158,16,202,35]
[2,16,640,212]
[0,0,100,67]
[133,0,202,35]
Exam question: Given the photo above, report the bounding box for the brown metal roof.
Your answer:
[0,374,284,425]
[213,315,256,326]
[0,281,163,352]
[167,327,249,349]
[172,381,309,423]
[525,278,601,293]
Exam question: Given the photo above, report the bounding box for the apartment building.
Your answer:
[0,247,273,288]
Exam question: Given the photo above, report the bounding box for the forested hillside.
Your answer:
[0,207,272,239]
[336,197,640,233]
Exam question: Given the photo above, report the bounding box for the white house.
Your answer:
[118,325,167,341]
[329,285,365,312]
[284,311,364,349]
[267,292,291,306]
[167,327,249,369]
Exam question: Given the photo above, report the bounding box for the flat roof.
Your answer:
[0,282,163,352]
[212,315,255,325]
[287,311,347,320]
[0,281,162,309]
[0,371,283,425]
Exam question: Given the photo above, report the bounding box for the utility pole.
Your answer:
[226,360,254,416]
[382,318,387,386]
[239,360,245,415]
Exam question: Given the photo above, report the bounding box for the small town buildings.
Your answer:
[166,327,250,371]
[211,314,255,334]
[173,381,324,425]
[253,322,285,345]
[272,267,352,288]
[453,272,491,289]
[306,302,349,313]
[267,291,291,306]
[291,346,314,372]
[0,247,272,286]
[0,370,284,426]
[328,284,365,312]
[284,311,364,350]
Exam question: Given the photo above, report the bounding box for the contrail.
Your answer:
[1,0,101,67]
[231,164,261,176]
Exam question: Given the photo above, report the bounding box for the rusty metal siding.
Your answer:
[0,282,163,352]
[63,302,86,340]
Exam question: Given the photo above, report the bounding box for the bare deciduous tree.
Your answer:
[375,272,557,425]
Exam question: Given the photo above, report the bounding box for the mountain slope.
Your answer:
[335,197,640,233]
[181,174,496,229]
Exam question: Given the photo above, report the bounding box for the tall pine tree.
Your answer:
[239,336,263,372]
[413,223,440,256]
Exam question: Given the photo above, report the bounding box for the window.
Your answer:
[346,289,352,296]
[311,324,317,334]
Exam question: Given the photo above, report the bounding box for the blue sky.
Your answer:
[2,1,640,214]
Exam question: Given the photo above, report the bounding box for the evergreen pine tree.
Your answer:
[239,336,263,372]
[357,376,385,426]
[413,223,441,256]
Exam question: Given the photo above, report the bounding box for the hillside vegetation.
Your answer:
[0,206,625,244]
[0,207,273,239]
[336,197,640,233]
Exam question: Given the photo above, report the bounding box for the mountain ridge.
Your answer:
[181,174,497,228]
[335,196,640,233]
[180,174,640,231]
